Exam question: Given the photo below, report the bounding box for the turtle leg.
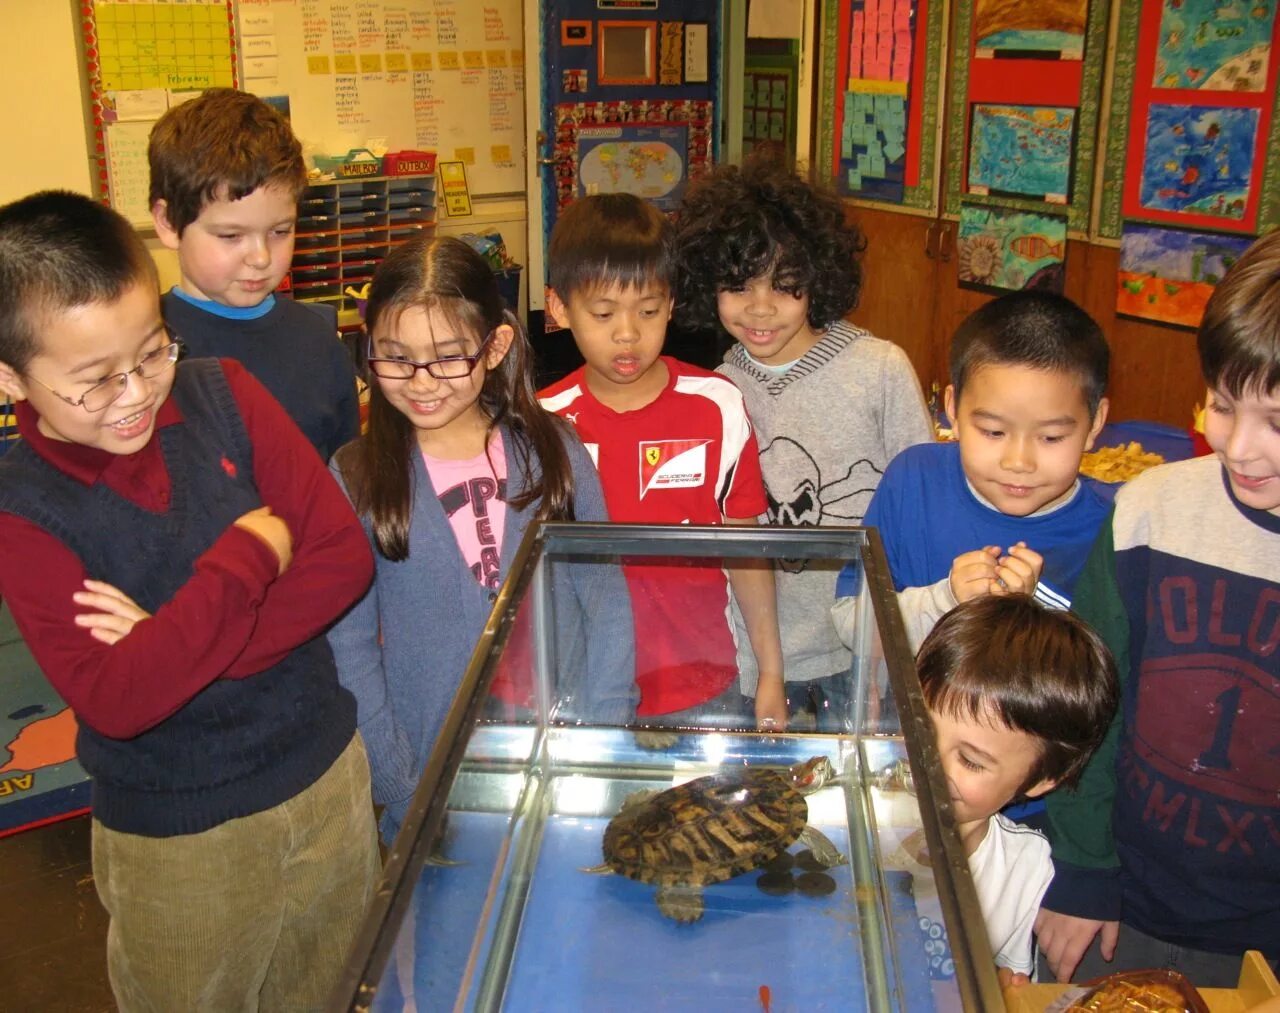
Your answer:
[656,885,705,923]
[618,788,663,812]
[797,826,846,868]
[580,862,615,875]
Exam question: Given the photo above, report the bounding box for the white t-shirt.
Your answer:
[969,813,1054,975]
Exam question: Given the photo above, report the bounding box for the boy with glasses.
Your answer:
[0,190,379,1011]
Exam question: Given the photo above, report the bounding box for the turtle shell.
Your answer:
[602,768,808,888]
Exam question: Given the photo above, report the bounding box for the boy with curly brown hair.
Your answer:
[674,156,932,730]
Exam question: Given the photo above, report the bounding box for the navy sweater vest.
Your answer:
[0,359,355,837]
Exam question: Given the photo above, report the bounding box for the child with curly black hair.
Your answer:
[675,156,932,731]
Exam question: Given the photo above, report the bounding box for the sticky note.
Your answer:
[486,49,507,67]
[491,144,512,164]
[386,52,408,72]
[360,53,382,73]
[411,51,433,71]
[463,51,484,69]
[455,147,476,165]
[438,51,460,70]
[334,53,357,74]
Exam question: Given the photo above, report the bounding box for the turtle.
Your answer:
[583,756,847,922]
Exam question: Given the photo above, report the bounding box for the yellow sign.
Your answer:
[438,161,473,217]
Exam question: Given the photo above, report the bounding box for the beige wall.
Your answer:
[0,0,93,204]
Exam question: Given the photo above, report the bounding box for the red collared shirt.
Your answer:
[0,358,372,739]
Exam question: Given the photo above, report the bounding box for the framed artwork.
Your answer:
[958,205,1067,293]
[1098,0,1280,239]
[967,103,1076,203]
[598,21,657,86]
[943,0,1110,232]
[1117,223,1252,328]
[818,0,946,211]
[1153,0,1276,92]
[1138,104,1259,221]
[973,0,1088,59]
[561,20,593,47]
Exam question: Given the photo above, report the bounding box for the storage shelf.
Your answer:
[288,173,437,314]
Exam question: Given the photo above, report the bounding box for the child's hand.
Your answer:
[754,675,788,732]
[1034,908,1119,983]
[992,542,1043,597]
[948,546,1002,603]
[233,506,294,575]
[996,967,1030,990]
[73,579,152,645]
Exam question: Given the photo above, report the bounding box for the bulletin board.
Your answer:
[82,0,239,227]
[943,0,1113,236]
[817,0,949,213]
[239,0,525,197]
[1096,0,1280,240]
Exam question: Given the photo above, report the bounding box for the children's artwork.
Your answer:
[1153,0,1276,92]
[957,205,1067,293]
[1116,223,1253,328]
[1139,104,1259,220]
[838,0,917,203]
[967,104,1076,203]
[842,91,908,203]
[973,0,1088,59]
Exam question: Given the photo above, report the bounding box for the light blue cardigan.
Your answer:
[327,425,637,840]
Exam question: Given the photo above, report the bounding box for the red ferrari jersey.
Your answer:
[539,358,767,715]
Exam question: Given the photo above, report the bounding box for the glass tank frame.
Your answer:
[329,523,1004,1012]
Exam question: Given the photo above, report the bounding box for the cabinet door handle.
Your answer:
[924,221,938,259]
[937,222,953,263]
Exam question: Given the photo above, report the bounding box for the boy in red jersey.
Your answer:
[538,195,785,729]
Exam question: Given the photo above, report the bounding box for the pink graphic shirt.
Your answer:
[422,435,508,589]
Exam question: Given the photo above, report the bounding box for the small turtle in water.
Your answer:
[583,756,846,922]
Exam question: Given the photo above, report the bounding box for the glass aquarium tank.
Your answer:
[330,524,1003,1012]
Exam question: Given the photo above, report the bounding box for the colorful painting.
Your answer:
[1153,0,1276,92]
[1116,223,1253,327]
[968,104,1076,202]
[1139,104,1259,220]
[958,205,1067,292]
[973,0,1088,58]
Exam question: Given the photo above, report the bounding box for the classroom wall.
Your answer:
[0,0,93,204]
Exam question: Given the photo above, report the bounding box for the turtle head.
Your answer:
[790,756,838,794]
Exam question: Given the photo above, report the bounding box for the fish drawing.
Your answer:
[1009,234,1064,261]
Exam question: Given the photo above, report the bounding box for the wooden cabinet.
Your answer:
[288,173,437,316]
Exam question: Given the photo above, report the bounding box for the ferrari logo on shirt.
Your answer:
[639,439,710,499]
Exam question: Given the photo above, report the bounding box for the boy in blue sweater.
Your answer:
[1034,228,1280,986]
[0,191,379,1010]
[149,88,359,460]
[833,291,1111,652]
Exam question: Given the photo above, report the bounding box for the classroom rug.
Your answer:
[0,602,90,838]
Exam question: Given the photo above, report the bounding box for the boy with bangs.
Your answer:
[0,191,378,1009]
[916,594,1118,983]
[149,87,358,460]
[834,290,1113,654]
[538,194,786,729]
[1035,229,1280,986]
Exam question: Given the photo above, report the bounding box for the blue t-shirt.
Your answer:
[837,441,1110,610]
